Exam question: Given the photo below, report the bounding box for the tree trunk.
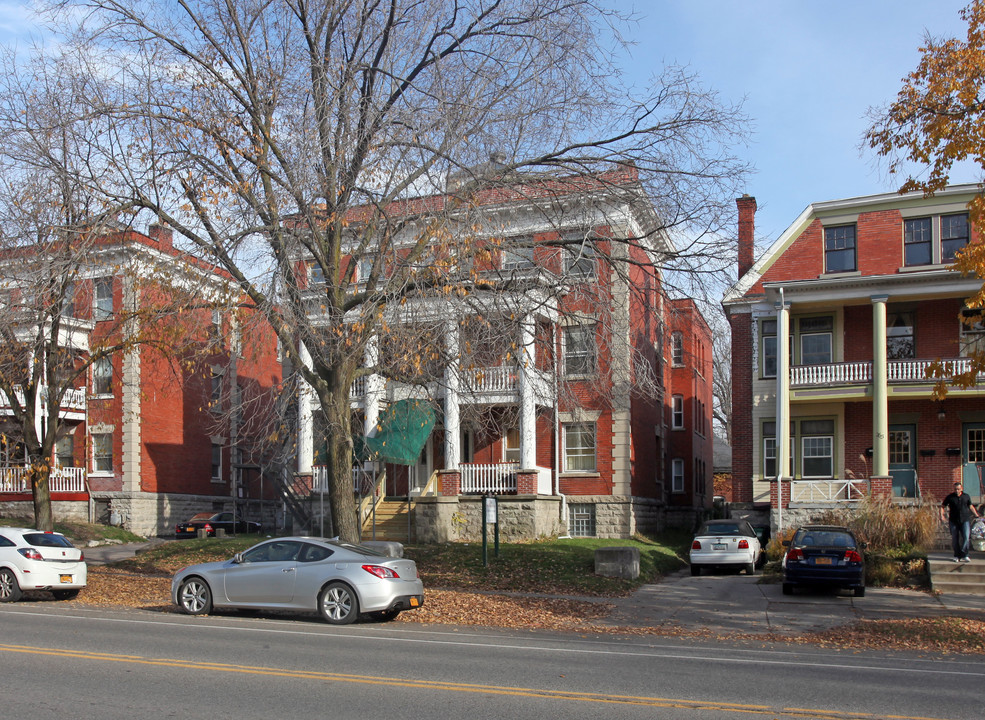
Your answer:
[320,386,359,543]
[30,463,53,531]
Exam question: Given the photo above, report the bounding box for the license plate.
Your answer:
[59,574,72,583]
[712,543,727,551]
[814,557,833,565]
[410,597,420,607]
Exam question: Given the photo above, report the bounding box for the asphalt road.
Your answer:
[1,602,979,720]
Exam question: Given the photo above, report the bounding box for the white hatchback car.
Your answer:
[0,528,87,602]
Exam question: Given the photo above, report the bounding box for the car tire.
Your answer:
[744,562,755,575]
[782,582,793,596]
[52,589,80,601]
[690,565,700,576]
[0,567,22,603]
[368,609,401,622]
[853,586,865,598]
[319,582,358,625]
[178,577,213,615]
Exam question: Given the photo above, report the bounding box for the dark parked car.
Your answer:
[175,512,263,539]
[782,524,865,597]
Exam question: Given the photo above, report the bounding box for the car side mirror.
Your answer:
[232,552,244,564]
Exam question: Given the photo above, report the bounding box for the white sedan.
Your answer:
[689,519,762,576]
[0,527,87,601]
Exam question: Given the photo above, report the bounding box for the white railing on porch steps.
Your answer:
[0,466,86,494]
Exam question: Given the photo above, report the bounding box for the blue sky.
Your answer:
[2,1,977,246]
[616,1,976,246]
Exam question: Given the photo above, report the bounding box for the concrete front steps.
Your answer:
[929,553,985,595]
[360,499,413,543]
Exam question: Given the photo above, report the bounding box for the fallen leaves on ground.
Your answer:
[56,569,985,654]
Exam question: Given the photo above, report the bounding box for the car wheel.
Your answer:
[178,577,213,615]
[0,567,22,602]
[782,582,793,596]
[368,609,400,622]
[689,565,700,576]
[320,582,358,625]
[52,589,80,601]
[853,586,865,598]
[744,562,756,575]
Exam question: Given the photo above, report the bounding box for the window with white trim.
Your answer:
[671,458,684,493]
[502,241,534,271]
[92,432,113,473]
[93,356,113,395]
[671,331,683,366]
[563,237,596,279]
[672,395,684,429]
[563,422,596,472]
[94,278,113,320]
[503,429,520,463]
[55,434,74,468]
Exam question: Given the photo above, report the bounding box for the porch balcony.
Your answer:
[0,386,86,423]
[0,466,86,494]
[345,365,554,407]
[789,357,984,389]
[789,478,868,504]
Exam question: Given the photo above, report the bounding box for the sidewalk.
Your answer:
[84,538,169,565]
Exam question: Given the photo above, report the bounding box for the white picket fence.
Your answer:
[460,462,518,494]
[0,466,86,493]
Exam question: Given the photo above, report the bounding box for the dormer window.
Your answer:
[903,212,969,266]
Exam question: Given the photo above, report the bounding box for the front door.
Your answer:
[411,442,432,496]
[962,423,985,502]
[888,424,917,498]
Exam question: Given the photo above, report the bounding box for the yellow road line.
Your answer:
[0,643,947,720]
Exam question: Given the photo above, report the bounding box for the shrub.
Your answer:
[811,495,938,554]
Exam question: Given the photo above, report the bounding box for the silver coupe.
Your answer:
[171,536,424,624]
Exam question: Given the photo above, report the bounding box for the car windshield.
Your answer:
[794,530,854,548]
[23,532,74,548]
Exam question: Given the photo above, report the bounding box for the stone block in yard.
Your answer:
[594,546,640,579]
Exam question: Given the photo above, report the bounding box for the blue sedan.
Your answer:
[782,525,866,597]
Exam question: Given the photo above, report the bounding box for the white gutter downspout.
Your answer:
[553,321,568,537]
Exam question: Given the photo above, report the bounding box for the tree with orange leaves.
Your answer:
[867,0,985,392]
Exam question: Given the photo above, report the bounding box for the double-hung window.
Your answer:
[502,241,534,271]
[801,419,835,478]
[799,316,833,365]
[887,312,915,359]
[762,420,795,479]
[941,213,970,263]
[903,217,933,266]
[824,225,856,273]
[94,278,113,320]
[93,356,113,395]
[672,395,684,429]
[671,331,684,366]
[671,458,684,493]
[92,433,113,473]
[564,324,595,376]
[761,319,778,378]
[563,422,596,472]
[563,237,596,279]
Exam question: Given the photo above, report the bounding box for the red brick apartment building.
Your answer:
[295,163,713,539]
[0,225,282,536]
[724,186,985,531]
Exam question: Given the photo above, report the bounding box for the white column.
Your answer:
[297,343,314,475]
[776,297,791,526]
[443,322,460,470]
[518,315,537,470]
[363,335,381,438]
[871,295,890,478]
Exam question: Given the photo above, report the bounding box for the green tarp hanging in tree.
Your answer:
[350,399,435,466]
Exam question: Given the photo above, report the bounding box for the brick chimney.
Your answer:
[736,194,757,279]
[147,222,173,250]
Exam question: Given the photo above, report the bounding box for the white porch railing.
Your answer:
[349,376,367,398]
[790,479,867,503]
[0,466,86,494]
[462,366,517,394]
[311,465,380,495]
[790,357,985,388]
[460,462,518,494]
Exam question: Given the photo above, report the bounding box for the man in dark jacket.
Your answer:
[940,481,980,563]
